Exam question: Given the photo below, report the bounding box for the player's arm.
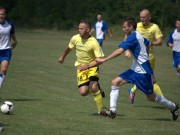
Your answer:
[89,28,95,35]
[58,46,71,64]
[151,36,163,46]
[78,60,102,71]
[96,48,124,64]
[107,28,113,38]
[167,43,173,48]
[11,34,17,49]
[166,31,174,49]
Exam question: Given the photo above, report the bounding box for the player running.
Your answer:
[96,18,179,121]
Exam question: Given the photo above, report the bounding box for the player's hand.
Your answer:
[96,58,106,64]
[78,64,88,71]
[109,33,113,38]
[168,44,173,49]
[125,50,131,59]
[58,56,64,64]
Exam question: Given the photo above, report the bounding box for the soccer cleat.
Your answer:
[128,88,135,104]
[100,107,116,119]
[171,103,179,121]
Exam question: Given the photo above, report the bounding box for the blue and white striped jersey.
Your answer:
[166,29,180,52]
[0,20,15,50]
[119,31,153,75]
[93,20,108,40]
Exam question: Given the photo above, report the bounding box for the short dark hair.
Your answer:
[0,6,6,13]
[124,17,137,29]
[79,20,91,29]
[176,18,180,22]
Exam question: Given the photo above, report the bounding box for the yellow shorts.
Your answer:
[77,66,100,87]
[149,54,155,71]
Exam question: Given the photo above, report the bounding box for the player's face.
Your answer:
[140,12,150,26]
[123,22,132,35]
[97,15,102,22]
[176,20,180,31]
[0,9,6,22]
[78,23,90,38]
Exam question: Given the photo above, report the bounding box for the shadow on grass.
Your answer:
[90,113,171,121]
[1,98,41,102]
[91,113,125,117]
[138,118,172,121]
[133,105,165,110]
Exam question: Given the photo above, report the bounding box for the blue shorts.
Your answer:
[0,49,12,63]
[173,51,180,68]
[97,39,103,46]
[119,69,154,95]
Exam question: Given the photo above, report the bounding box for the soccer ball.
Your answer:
[0,101,14,114]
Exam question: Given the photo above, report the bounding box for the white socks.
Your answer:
[0,73,5,88]
[155,95,176,110]
[110,86,119,112]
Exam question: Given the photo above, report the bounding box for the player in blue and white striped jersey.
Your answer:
[0,7,17,89]
[90,14,112,47]
[96,18,179,121]
[166,18,180,79]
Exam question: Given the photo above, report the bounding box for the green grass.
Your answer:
[0,29,179,135]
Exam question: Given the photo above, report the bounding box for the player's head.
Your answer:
[123,18,137,35]
[97,14,102,22]
[0,7,6,22]
[176,18,180,32]
[78,20,91,38]
[140,9,151,26]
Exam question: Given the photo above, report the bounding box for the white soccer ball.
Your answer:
[0,101,14,114]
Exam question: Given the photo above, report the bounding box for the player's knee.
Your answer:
[79,88,89,96]
[111,79,120,86]
[79,90,89,96]
[90,81,98,89]
[146,94,156,101]
[1,68,7,75]
[177,66,180,71]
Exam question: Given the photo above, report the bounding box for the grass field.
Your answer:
[0,29,179,135]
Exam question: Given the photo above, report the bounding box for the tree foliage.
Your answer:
[0,0,180,30]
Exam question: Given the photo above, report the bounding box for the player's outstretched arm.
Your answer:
[96,48,124,64]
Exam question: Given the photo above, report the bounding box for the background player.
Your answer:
[166,18,180,79]
[90,14,113,48]
[0,7,17,90]
[125,9,164,104]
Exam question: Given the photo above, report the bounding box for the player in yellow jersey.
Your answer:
[58,20,105,114]
[125,9,164,104]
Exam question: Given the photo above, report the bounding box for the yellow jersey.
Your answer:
[68,34,104,66]
[136,22,163,55]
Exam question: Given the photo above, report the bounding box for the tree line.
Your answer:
[1,0,180,30]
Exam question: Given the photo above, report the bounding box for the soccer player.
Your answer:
[96,18,179,121]
[90,14,113,47]
[125,9,164,104]
[0,7,17,89]
[58,20,105,114]
[166,18,180,79]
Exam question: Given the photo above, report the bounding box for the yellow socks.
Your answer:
[131,83,163,97]
[153,83,164,96]
[94,90,103,113]
[131,85,138,93]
